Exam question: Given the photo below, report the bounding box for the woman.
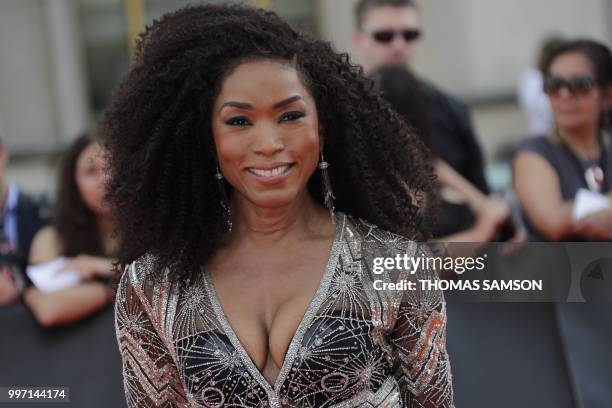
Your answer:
[513,39,612,241]
[106,5,453,407]
[512,39,612,408]
[24,134,117,327]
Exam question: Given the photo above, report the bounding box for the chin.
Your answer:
[556,119,588,132]
[246,189,302,209]
[253,196,298,209]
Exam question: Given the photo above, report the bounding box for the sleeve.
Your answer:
[114,262,189,407]
[513,136,549,158]
[388,243,455,408]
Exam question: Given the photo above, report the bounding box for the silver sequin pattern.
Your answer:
[114,213,455,407]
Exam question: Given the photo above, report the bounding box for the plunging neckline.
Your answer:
[203,212,346,398]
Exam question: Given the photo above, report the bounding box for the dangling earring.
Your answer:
[215,165,233,232]
[319,152,336,223]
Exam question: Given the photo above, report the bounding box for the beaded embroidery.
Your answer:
[115,213,454,407]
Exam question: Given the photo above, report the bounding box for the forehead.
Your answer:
[550,52,595,77]
[215,59,313,106]
[361,5,419,30]
[77,143,103,165]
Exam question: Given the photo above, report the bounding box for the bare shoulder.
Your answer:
[513,150,557,178]
[513,150,561,197]
[28,225,63,264]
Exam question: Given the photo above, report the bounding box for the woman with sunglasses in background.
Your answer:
[513,39,612,241]
[512,40,612,408]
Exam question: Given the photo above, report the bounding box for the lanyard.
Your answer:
[558,133,609,193]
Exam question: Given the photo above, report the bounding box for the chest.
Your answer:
[548,142,612,199]
[177,262,397,407]
[171,216,404,406]
[207,242,335,379]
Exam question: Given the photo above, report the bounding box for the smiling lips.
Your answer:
[246,163,295,178]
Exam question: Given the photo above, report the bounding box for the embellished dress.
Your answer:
[115,212,454,407]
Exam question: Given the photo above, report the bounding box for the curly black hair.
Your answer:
[100,4,438,281]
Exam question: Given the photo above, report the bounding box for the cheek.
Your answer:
[586,95,605,114]
[374,45,390,57]
[292,128,320,165]
[213,130,247,169]
[76,177,101,207]
[550,99,565,113]
[567,96,603,120]
[216,136,243,160]
[365,41,385,57]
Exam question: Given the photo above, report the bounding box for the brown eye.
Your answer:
[226,116,252,126]
[280,111,305,122]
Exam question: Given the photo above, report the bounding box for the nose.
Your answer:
[556,86,574,99]
[390,35,407,51]
[252,123,284,156]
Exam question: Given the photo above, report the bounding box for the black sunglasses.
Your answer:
[543,75,597,96]
[370,29,421,44]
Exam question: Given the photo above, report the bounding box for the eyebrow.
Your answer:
[219,95,304,112]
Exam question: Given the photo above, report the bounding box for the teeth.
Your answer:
[248,165,291,177]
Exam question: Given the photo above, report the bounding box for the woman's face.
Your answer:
[75,142,110,217]
[212,59,320,209]
[547,52,608,133]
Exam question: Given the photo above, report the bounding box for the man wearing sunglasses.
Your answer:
[353,0,422,71]
[353,0,495,239]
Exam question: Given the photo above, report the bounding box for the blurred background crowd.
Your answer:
[0,0,611,407]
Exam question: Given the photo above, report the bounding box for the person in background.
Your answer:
[375,66,516,245]
[514,39,612,408]
[517,36,565,136]
[0,134,49,306]
[352,0,513,240]
[23,133,117,326]
[513,39,612,241]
